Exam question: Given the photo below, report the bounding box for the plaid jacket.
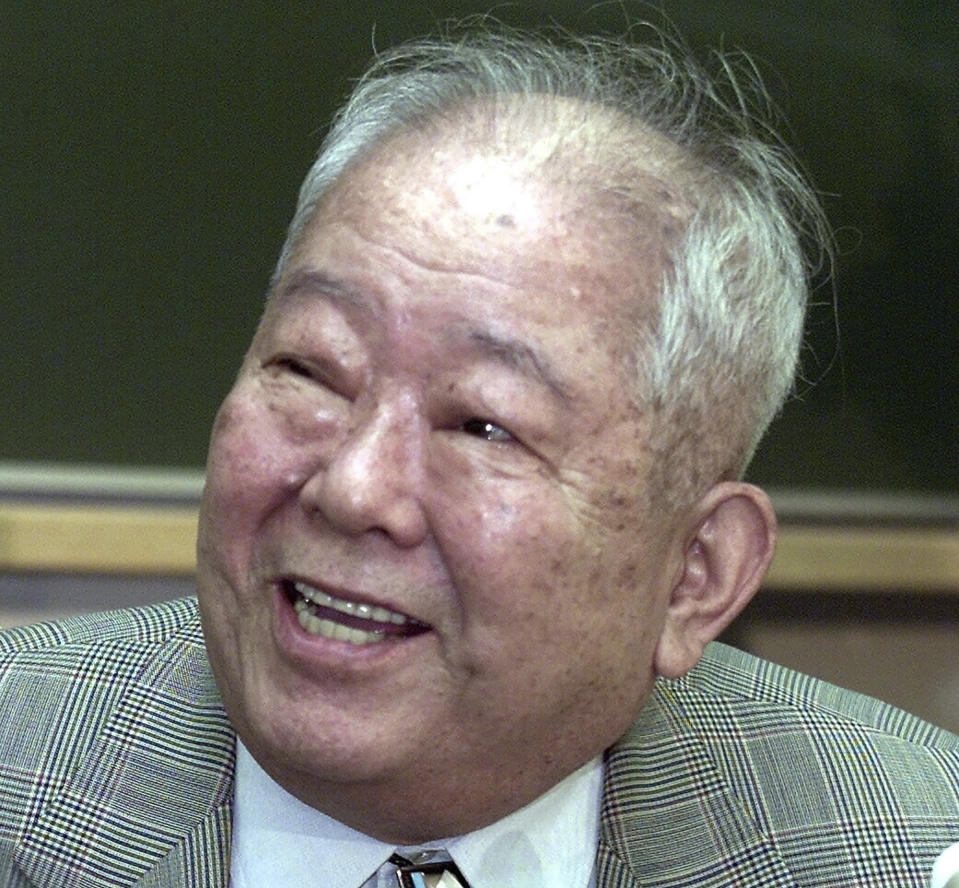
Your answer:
[0,597,957,887]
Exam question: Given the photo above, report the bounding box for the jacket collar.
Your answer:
[597,679,798,888]
[11,624,797,887]
[14,616,235,888]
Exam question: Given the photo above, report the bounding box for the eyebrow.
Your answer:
[277,268,573,405]
[275,269,374,313]
[462,328,573,406]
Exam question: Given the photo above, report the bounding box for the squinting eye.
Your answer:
[462,418,513,442]
[272,357,313,378]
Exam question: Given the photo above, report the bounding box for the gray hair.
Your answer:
[274,22,831,506]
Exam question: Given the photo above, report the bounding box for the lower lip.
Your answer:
[270,586,427,673]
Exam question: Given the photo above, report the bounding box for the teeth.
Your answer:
[294,580,409,625]
[295,603,388,645]
[292,580,412,645]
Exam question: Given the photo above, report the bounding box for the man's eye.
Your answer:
[462,418,513,442]
[276,357,313,378]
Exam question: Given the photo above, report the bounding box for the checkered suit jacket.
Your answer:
[1,597,957,887]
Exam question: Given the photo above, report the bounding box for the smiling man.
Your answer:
[2,23,958,888]
[198,97,725,848]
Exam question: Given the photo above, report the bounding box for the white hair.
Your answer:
[273,22,831,505]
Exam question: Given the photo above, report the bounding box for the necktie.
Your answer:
[368,849,470,888]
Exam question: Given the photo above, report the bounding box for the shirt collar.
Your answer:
[230,740,603,888]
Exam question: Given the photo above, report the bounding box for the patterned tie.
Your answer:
[368,849,470,888]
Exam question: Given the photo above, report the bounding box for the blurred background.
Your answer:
[2,0,957,487]
[2,1,957,729]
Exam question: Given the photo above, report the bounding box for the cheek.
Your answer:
[437,472,669,661]
[198,393,288,680]
[431,474,595,629]
[204,388,300,514]
[433,472,552,559]
[198,388,301,586]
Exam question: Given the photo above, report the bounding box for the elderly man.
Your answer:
[1,23,957,888]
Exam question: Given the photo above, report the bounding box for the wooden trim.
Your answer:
[766,526,959,592]
[0,504,198,575]
[1,501,958,591]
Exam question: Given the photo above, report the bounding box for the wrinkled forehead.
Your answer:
[347,93,690,222]
[297,96,690,314]
[421,93,694,238]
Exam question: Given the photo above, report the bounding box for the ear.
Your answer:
[654,482,776,679]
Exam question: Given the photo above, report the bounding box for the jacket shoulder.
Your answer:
[0,595,202,653]
[680,641,959,749]
[0,598,216,846]
[0,597,206,755]
[604,643,959,887]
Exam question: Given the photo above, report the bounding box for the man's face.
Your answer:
[197,131,690,841]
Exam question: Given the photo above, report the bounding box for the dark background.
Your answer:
[3,1,956,492]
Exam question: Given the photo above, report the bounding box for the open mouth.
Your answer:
[284,579,430,646]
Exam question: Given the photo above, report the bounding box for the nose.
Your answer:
[298,395,429,547]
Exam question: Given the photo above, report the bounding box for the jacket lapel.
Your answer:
[15,623,235,888]
[595,836,643,888]
[596,681,798,888]
[132,803,232,888]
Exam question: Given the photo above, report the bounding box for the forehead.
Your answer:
[291,119,673,334]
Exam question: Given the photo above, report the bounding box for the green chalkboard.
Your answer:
[3,1,956,491]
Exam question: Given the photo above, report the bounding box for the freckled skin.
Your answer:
[196,123,696,843]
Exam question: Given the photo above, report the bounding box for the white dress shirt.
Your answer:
[230,740,603,888]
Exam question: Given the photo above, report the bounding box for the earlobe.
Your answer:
[654,482,776,679]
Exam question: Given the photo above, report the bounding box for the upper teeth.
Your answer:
[293,581,410,625]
